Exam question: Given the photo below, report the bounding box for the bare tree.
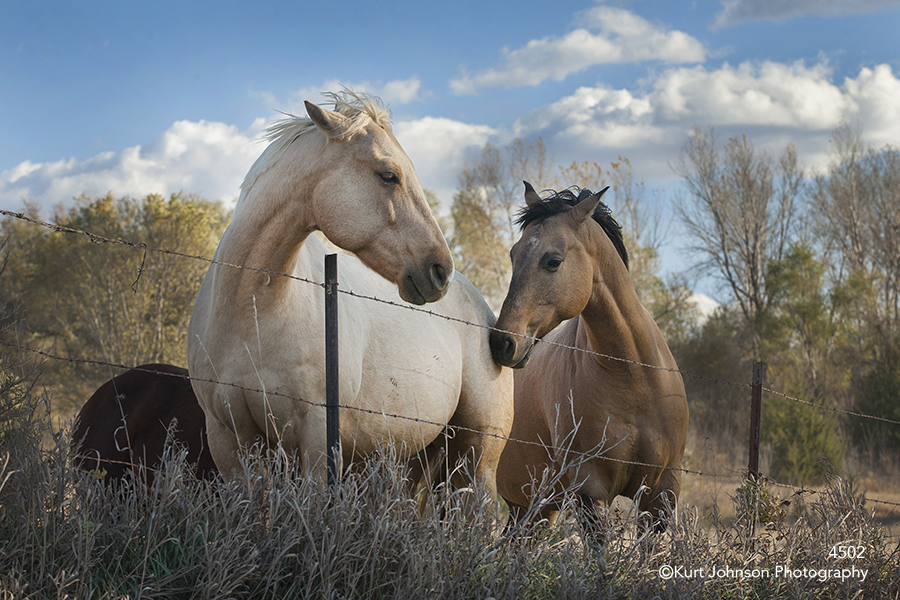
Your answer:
[449,138,552,308]
[812,123,900,335]
[673,126,803,359]
[555,159,604,192]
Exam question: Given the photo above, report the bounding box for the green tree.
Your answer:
[812,126,900,351]
[764,243,839,395]
[808,124,900,463]
[855,357,900,455]
[763,397,844,485]
[672,305,751,466]
[759,243,846,483]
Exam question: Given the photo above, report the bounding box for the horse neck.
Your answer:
[216,137,322,299]
[578,238,658,368]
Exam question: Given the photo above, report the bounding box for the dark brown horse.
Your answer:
[72,364,217,485]
[491,183,688,533]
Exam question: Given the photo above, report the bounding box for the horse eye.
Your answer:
[544,256,563,272]
[378,172,400,184]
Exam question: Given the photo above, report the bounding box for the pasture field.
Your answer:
[2,349,899,600]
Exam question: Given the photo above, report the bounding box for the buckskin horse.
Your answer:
[187,90,513,501]
[490,183,688,534]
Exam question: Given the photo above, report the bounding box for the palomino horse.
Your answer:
[188,91,513,500]
[73,364,218,485]
[490,183,688,531]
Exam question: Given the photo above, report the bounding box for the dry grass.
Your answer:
[2,349,899,599]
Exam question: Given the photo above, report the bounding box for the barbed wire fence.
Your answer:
[3,208,900,515]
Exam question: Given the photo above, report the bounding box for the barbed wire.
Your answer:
[764,476,900,510]
[7,339,900,513]
[2,209,900,489]
[0,208,748,390]
[0,338,715,479]
[10,336,900,514]
[7,208,900,426]
[762,386,900,427]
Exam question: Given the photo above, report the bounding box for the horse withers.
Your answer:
[72,364,218,486]
[491,182,688,536]
[187,90,513,505]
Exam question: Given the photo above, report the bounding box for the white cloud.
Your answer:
[841,64,900,149]
[7,60,899,220]
[0,111,495,217]
[713,0,900,28]
[394,117,498,209]
[450,6,706,94]
[379,78,425,105]
[691,292,719,324]
[651,61,848,129]
[1,118,267,211]
[512,61,900,182]
[513,85,660,148]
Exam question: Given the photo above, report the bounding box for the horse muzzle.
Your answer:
[489,329,534,368]
[399,259,452,305]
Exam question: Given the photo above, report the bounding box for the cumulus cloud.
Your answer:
[394,117,498,207]
[450,6,706,94]
[0,118,267,212]
[7,60,899,218]
[0,110,496,216]
[513,61,900,180]
[713,0,900,28]
[651,61,848,129]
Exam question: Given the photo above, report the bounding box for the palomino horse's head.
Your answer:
[490,182,619,368]
[252,91,453,305]
[304,96,453,304]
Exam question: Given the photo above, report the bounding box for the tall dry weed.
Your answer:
[1,340,898,599]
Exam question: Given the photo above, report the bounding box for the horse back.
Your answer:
[72,364,218,484]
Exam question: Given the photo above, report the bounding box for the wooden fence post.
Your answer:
[748,361,766,480]
[324,253,340,487]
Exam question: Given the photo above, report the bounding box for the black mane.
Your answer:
[515,187,629,270]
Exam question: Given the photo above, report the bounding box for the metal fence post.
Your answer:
[324,253,340,487]
[748,361,766,480]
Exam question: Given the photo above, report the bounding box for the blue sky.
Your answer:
[2,0,899,297]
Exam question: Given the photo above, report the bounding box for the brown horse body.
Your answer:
[490,184,688,524]
[72,364,218,485]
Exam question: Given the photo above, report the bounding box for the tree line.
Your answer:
[1,123,898,486]
[0,194,230,415]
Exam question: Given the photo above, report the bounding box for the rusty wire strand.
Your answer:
[4,209,900,508]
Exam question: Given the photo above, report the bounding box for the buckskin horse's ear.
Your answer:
[305,100,349,139]
[572,186,610,223]
[523,181,542,207]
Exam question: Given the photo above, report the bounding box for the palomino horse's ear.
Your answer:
[305,100,349,139]
[523,181,542,207]
[571,186,610,223]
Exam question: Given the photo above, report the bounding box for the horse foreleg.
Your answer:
[640,467,681,533]
[450,367,514,512]
[204,417,244,479]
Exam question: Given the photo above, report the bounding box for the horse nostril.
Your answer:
[430,262,449,291]
[490,332,517,363]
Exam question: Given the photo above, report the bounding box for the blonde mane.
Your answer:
[239,89,393,198]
